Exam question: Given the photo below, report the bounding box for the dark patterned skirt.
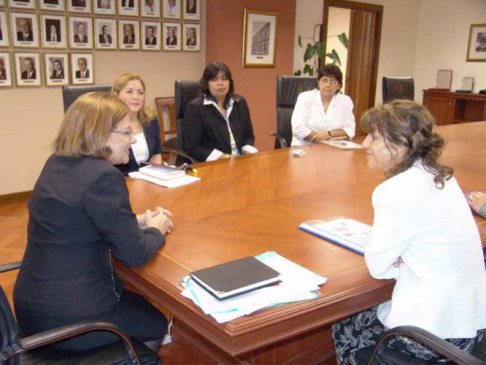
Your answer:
[331,306,484,364]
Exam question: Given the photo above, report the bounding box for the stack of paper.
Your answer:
[181,251,327,323]
[129,171,200,188]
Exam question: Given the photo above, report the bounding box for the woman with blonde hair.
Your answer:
[112,73,162,174]
[14,92,172,353]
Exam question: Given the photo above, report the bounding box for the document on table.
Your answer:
[129,171,201,188]
[180,251,327,323]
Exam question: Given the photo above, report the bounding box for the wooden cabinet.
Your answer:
[423,90,486,125]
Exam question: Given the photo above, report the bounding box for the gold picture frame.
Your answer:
[466,23,486,62]
[44,52,69,86]
[242,9,277,68]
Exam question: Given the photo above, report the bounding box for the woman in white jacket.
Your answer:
[332,100,486,364]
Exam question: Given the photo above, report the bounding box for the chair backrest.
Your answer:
[382,77,414,103]
[174,80,200,159]
[154,97,178,150]
[276,76,318,148]
[0,286,20,365]
[62,84,113,112]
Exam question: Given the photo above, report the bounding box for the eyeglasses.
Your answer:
[320,78,338,85]
[111,128,134,138]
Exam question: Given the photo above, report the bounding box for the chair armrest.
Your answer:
[161,147,198,164]
[1,320,141,365]
[270,132,288,149]
[0,262,22,273]
[368,325,485,365]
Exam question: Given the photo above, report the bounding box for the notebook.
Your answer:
[138,164,186,180]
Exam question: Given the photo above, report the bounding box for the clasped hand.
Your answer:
[137,207,173,235]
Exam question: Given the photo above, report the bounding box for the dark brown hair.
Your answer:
[200,61,235,109]
[317,64,343,93]
[360,100,453,188]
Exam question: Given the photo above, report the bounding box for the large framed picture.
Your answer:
[69,16,93,49]
[94,18,117,50]
[71,52,93,84]
[242,9,278,68]
[141,0,160,18]
[118,0,138,17]
[163,0,180,19]
[182,0,198,21]
[182,22,199,51]
[466,23,486,62]
[40,0,65,12]
[11,12,39,48]
[0,12,9,47]
[94,0,115,16]
[162,22,180,51]
[119,19,139,50]
[141,21,160,51]
[41,14,67,49]
[67,0,91,14]
[9,0,35,10]
[44,53,69,86]
[0,52,12,87]
[14,52,41,86]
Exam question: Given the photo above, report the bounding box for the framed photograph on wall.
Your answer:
[242,9,278,68]
[41,14,67,49]
[141,21,160,51]
[119,19,139,50]
[466,23,486,62]
[71,52,93,84]
[0,0,4,6]
[11,12,39,48]
[141,0,160,18]
[182,0,198,21]
[40,0,65,12]
[0,12,10,47]
[162,22,180,51]
[68,0,91,14]
[9,0,35,10]
[118,0,138,17]
[44,53,69,86]
[95,18,117,49]
[182,22,199,51]
[69,16,93,49]
[14,52,41,86]
[0,52,13,87]
[94,0,116,16]
[163,0,180,19]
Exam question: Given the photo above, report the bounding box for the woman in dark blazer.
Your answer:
[112,73,162,175]
[183,61,258,162]
[14,92,173,352]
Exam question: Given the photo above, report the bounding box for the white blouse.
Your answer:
[291,89,356,146]
[131,132,150,164]
[365,162,486,339]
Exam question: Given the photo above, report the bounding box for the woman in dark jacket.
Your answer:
[14,92,172,352]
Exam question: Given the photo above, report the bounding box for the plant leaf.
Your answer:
[298,35,302,48]
[338,33,349,49]
[303,64,312,75]
[315,42,325,58]
[332,49,341,66]
[303,44,315,62]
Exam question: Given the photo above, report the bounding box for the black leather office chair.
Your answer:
[174,80,201,164]
[272,75,318,149]
[62,84,113,112]
[0,262,160,365]
[367,325,486,365]
[382,77,414,103]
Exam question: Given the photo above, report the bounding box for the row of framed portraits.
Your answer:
[1,12,200,51]
[0,0,200,20]
[0,51,95,87]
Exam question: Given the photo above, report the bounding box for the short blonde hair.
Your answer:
[53,92,129,159]
[112,73,155,125]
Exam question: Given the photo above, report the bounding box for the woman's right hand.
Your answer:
[145,208,173,235]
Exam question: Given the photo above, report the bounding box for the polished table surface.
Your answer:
[118,122,486,364]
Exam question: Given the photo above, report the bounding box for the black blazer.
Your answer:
[17,31,33,42]
[99,34,112,44]
[14,154,164,323]
[115,118,162,175]
[183,95,255,161]
[75,69,89,78]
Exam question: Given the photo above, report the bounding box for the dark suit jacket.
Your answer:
[21,69,36,80]
[121,0,134,7]
[186,37,196,46]
[74,34,87,43]
[72,0,86,7]
[115,118,162,175]
[99,34,112,44]
[0,70,6,80]
[166,36,177,45]
[47,31,61,42]
[75,69,89,78]
[123,35,135,44]
[17,31,33,42]
[44,0,59,4]
[183,95,256,162]
[51,69,64,79]
[145,37,157,45]
[13,155,164,323]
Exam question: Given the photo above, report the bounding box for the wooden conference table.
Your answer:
[118,122,486,364]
